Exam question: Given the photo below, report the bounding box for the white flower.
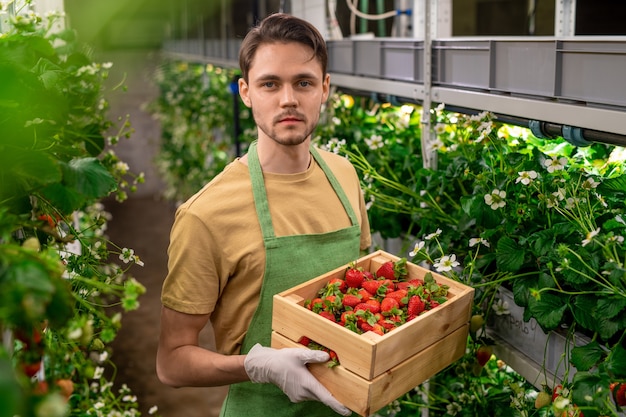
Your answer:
[434,123,447,134]
[122,395,137,402]
[515,170,538,185]
[94,402,105,410]
[119,248,135,264]
[582,177,600,190]
[469,237,490,248]
[409,241,425,257]
[493,299,510,316]
[446,402,462,416]
[132,255,145,267]
[544,156,568,173]
[425,228,442,240]
[582,228,601,246]
[433,254,459,272]
[365,134,384,150]
[484,189,506,210]
[608,235,624,244]
[148,406,159,415]
[93,366,104,379]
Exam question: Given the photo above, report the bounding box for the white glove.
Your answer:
[244,343,351,416]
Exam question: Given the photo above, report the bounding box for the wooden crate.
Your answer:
[271,250,475,381]
[272,325,468,416]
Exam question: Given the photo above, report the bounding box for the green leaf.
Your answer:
[0,148,61,201]
[571,295,598,331]
[62,157,117,199]
[496,236,525,272]
[572,371,610,413]
[606,344,626,378]
[528,292,567,331]
[571,341,606,371]
[599,174,626,193]
[596,296,626,319]
[39,182,85,214]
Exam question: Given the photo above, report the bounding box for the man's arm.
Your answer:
[156,306,248,388]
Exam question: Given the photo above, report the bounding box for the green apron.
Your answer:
[220,141,361,417]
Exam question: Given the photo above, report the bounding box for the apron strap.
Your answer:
[248,141,360,242]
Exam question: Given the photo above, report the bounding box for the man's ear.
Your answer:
[321,73,330,103]
[238,78,251,108]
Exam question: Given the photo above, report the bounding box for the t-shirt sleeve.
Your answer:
[161,205,220,315]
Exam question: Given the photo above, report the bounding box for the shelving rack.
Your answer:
[162,0,626,400]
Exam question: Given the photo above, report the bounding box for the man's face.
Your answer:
[238,42,330,147]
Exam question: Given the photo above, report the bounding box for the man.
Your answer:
[157,13,371,417]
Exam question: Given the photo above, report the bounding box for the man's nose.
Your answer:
[279,85,297,106]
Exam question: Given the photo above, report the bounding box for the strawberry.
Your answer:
[361,279,381,295]
[328,278,347,293]
[357,288,372,302]
[345,265,365,288]
[476,344,492,366]
[306,297,323,311]
[386,289,408,306]
[22,360,42,377]
[380,297,400,315]
[364,299,381,314]
[318,311,336,322]
[363,270,375,280]
[470,314,485,332]
[376,258,408,280]
[552,384,564,401]
[613,382,626,407]
[298,336,311,346]
[55,379,74,400]
[535,391,552,409]
[378,279,395,295]
[407,295,425,318]
[342,294,362,308]
[361,322,385,335]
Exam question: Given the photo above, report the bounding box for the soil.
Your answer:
[103,196,228,417]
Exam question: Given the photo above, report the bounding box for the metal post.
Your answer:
[555,0,576,36]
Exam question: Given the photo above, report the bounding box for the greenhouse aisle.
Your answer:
[104,196,229,417]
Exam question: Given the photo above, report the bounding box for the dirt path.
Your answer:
[104,196,228,417]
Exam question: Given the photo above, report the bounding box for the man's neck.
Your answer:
[255,139,312,174]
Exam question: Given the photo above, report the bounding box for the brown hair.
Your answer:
[239,13,328,82]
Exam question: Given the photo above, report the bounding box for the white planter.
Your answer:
[487,287,592,389]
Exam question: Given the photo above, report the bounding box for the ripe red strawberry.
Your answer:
[376,258,408,280]
[361,279,381,295]
[342,294,362,308]
[364,299,381,314]
[361,321,385,335]
[328,277,347,293]
[380,297,400,315]
[345,266,365,288]
[306,297,323,311]
[476,344,492,366]
[613,382,626,407]
[552,384,564,401]
[407,295,425,318]
[386,289,408,306]
[298,336,311,346]
[378,279,395,295]
[318,311,336,322]
[354,299,381,314]
[363,270,375,280]
[357,288,372,302]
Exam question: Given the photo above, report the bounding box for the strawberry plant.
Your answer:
[0,3,156,417]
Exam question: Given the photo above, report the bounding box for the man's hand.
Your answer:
[244,343,351,416]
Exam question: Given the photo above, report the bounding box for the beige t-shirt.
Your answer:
[161,148,371,355]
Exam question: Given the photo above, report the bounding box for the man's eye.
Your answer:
[262,81,276,88]
[299,81,312,87]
